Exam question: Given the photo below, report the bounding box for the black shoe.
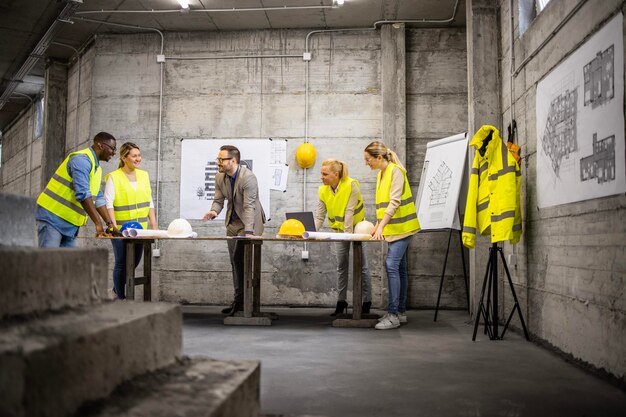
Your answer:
[330,300,348,317]
[221,301,240,315]
[362,301,372,314]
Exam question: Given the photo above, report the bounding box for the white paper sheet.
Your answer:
[270,164,289,191]
[302,231,372,241]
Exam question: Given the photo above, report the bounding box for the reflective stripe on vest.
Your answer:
[36,148,101,226]
[375,163,420,236]
[318,177,365,231]
[105,168,152,229]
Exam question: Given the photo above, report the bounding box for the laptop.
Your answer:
[285,212,316,232]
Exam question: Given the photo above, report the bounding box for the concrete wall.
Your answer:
[406,28,469,308]
[0,104,42,197]
[497,0,626,383]
[72,27,468,309]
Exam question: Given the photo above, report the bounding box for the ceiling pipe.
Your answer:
[74,5,337,15]
[0,0,82,112]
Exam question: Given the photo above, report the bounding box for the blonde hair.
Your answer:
[364,141,404,169]
[118,142,140,169]
[321,159,349,180]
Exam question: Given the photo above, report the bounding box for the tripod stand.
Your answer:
[472,243,529,341]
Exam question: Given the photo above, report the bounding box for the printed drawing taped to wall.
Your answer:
[180,139,272,219]
[536,13,626,208]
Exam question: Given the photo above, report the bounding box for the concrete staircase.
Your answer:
[0,192,260,417]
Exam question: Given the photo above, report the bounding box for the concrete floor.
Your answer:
[182,307,626,417]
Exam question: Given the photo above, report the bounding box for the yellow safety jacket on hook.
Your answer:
[462,125,522,249]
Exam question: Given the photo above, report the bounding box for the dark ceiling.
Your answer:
[0,0,465,133]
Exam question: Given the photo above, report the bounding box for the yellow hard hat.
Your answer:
[277,219,305,238]
[296,142,317,168]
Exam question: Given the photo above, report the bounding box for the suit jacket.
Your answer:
[211,165,266,235]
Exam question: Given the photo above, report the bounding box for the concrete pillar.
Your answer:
[381,23,406,163]
[41,60,68,187]
[466,0,501,313]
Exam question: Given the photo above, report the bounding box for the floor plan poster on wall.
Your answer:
[180,139,271,219]
[536,13,625,208]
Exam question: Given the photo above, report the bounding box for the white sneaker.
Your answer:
[377,313,389,322]
[375,314,400,330]
[398,313,407,324]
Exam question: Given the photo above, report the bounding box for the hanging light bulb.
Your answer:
[177,0,190,10]
[333,0,345,6]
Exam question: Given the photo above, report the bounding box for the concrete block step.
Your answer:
[0,301,181,417]
[0,247,108,319]
[79,357,260,417]
[0,192,36,247]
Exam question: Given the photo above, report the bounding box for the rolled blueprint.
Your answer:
[302,231,372,241]
[126,229,170,238]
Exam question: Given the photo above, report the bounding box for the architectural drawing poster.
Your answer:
[414,132,468,230]
[536,13,625,208]
[180,139,271,219]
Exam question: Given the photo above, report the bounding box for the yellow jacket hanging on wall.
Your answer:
[318,177,365,231]
[105,168,152,229]
[462,125,522,249]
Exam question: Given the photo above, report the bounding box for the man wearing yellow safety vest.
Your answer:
[314,159,373,316]
[365,141,420,330]
[35,132,121,247]
[462,125,522,249]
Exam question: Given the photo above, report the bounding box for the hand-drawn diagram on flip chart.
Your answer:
[414,133,468,231]
[270,139,287,165]
[536,13,625,208]
[180,139,271,219]
[270,164,289,191]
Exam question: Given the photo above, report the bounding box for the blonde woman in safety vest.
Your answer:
[104,142,157,299]
[314,159,373,316]
[364,142,420,330]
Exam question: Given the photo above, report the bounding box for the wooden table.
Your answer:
[116,236,380,328]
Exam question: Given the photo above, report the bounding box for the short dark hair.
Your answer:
[93,132,116,144]
[220,145,240,163]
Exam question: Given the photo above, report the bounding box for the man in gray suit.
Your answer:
[203,145,266,315]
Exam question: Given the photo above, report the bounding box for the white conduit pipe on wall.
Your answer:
[72,17,165,247]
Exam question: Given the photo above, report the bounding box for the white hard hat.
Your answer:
[354,220,375,235]
[167,218,193,238]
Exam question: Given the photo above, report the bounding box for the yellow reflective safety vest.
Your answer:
[462,125,522,249]
[318,177,365,231]
[105,168,152,229]
[376,162,420,236]
[36,148,102,226]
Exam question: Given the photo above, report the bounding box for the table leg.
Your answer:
[125,240,135,300]
[143,242,152,301]
[224,239,271,326]
[332,241,377,328]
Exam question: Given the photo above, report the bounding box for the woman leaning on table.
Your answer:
[104,142,157,300]
[314,159,373,316]
[364,142,420,330]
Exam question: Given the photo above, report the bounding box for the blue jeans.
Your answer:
[111,239,143,299]
[37,220,76,248]
[385,236,412,314]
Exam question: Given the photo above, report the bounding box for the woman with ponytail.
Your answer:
[104,142,157,299]
[314,159,372,316]
[364,142,420,330]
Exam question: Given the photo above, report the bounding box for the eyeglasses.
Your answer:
[101,142,116,153]
[215,157,233,163]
